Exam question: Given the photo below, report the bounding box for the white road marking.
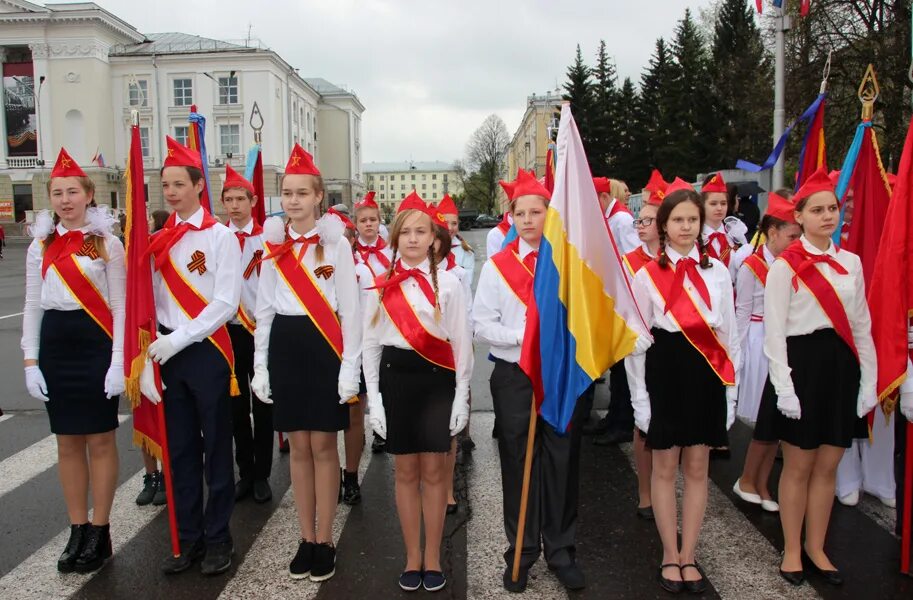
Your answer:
[0,312,24,320]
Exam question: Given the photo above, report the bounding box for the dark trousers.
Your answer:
[491,360,584,570]
[896,413,913,575]
[603,360,633,431]
[228,324,273,481]
[160,332,234,545]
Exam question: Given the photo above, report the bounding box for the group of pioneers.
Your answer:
[20,134,913,594]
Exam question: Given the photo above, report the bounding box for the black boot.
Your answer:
[58,523,89,573]
[135,472,156,506]
[342,470,361,505]
[73,523,112,573]
[152,471,167,506]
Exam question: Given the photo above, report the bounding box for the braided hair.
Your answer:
[656,189,711,270]
[428,245,442,323]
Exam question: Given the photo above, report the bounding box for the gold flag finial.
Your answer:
[858,64,879,121]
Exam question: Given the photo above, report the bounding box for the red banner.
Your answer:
[844,126,892,286]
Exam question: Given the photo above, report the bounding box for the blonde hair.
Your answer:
[609,179,627,202]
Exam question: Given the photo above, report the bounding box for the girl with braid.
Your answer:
[626,181,739,594]
[362,192,473,592]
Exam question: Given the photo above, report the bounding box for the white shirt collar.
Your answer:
[288,224,318,241]
[55,222,89,235]
[762,244,776,263]
[604,198,617,219]
[357,235,379,248]
[800,234,837,257]
[703,222,725,236]
[399,257,431,274]
[228,218,254,234]
[518,238,539,259]
[175,206,205,227]
[642,243,657,258]
[665,244,700,264]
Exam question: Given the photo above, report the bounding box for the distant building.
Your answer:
[0,1,364,227]
[505,90,561,180]
[363,160,463,220]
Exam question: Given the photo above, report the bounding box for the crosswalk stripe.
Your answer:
[466,413,568,599]
[0,414,12,425]
[218,422,373,599]
[0,468,162,599]
[0,414,130,501]
[617,443,821,600]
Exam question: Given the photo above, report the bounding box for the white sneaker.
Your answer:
[760,499,780,512]
[733,478,762,504]
[878,495,896,508]
[838,490,859,506]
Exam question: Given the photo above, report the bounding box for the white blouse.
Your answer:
[734,244,774,348]
[362,258,473,406]
[763,236,877,401]
[227,219,263,327]
[22,223,126,361]
[254,224,362,384]
[354,236,393,285]
[451,238,475,282]
[605,201,640,256]
[703,222,752,282]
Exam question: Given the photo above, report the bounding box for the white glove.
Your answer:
[901,392,913,420]
[104,360,125,399]
[367,392,387,439]
[251,364,272,404]
[724,216,749,246]
[632,391,651,434]
[777,391,801,420]
[633,334,653,356]
[856,389,878,418]
[139,358,162,404]
[338,379,360,405]
[726,386,737,430]
[449,395,470,436]
[24,365,49,402]
[148,334,179,365]
[907,326,913,349]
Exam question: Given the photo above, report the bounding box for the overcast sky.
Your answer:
[95,0,717,164]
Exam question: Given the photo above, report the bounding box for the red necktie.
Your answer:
[371,261,437,305]
[235,231,250,251]
[523,251,538,272]
[446,253,457,270]
[664,256,712,313]
[356,241,391,269]
[262,234,321,263]
[41,230,85,277]
[790,250,848,291]
[707,232,729,258]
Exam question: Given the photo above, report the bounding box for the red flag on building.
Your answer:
[844,125,892,285]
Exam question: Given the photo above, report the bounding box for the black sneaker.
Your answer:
[371,434,386,454]
[253,479,272,503]
[58,523,89,573]
[73,523,112,573]
[136,472,156,506]
[289,540,315,579]
[152,471,167,506]
[161,539,205,575]
[342,471,361,506]
[309,543,336,582]
[503,565,528,593]
[399,570,422,591]
[235,477,254,501]
[422,570,447,592]
[552,563,586,590]
[200,541,233,576]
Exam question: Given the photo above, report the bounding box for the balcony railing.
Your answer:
[7,156,38,168]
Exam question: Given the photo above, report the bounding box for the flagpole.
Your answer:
[772,6,790,190]
[511,395,538,583]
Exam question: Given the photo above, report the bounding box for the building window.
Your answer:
[380,175,385,181]
[174,126,189,146]
[422,174,427,180]
[128,80,148,107]
[110,191,118,210]
[433,183,438,190]
[411,174,415,181]
[411,184,416,190]
[422,184,427,190]
[218,75,238,105]
[432,174,437,180]
[220,124,240,156]
[401,174,405,181]
[443,174,449,182]
[139,127,150,157]
[400,184,405,191]
[380,193,385,200]
[380,184,385,191]
[173,78,193,106]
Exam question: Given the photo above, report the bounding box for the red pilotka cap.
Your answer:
[284,143,321,176]
[426,202,448,228]
[665,177,695,196]
[164,136,203,170]
[499,169,551,201]
[223,164,254,195]
[50,147,87,178]
[592,177,612,195]
[436,194,458,216]
[398,191,427,213]
[355,191,378,210]
[765,193,797,223]
[702,172,727,194]
[794,166,835,204]
[644,169,668,206]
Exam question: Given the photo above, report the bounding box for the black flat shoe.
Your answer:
[253,479,273,503]
[636,506,655,521]
[779,568,805,586]
[802,551,843,585]
[659,563,683,593]
[446,502,458,515]
[58,523,89,573]
[680,563,706,594]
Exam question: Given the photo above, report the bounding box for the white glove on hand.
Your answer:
[367,392,387,439]
[104,360,126,399]
[724,216,749,246]
[856,389,878,418]
[901,392,913,421]
[251,365,272,404]
[726,386,737,430]
[139,358,162,404]
[148,334,179,365]
[777,391,801,420]
[907,327,913,349]
[338,380,360,405]
[449,396,470,436]
[633,334,653,356]
[632,391,651,434]
[24,366,49,402]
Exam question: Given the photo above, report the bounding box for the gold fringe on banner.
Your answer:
[125,328,151,408]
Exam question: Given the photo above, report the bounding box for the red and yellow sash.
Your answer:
[159,256,239,395]
[643,260,735,384]
[237,304,256,335]
[623,246,653,277]
[608,200,631,219]
[376,273,456,371]
[490,240,533,306]
[43,233,113,338]
[778,241,858,361]
[742,247,769,286]
[265,241,343,359]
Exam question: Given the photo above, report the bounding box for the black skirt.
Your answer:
[39,309,119,435]
[753,328,866,449]
[380,346,455,455]
[269,314,349,433]
[645,329,728,450]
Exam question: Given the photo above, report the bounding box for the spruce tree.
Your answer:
[591,40,618,175]
[614,77,650,189]
[562,44,596,165]
[636,38,676,178]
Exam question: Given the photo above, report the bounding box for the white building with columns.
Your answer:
[0,0,365,227]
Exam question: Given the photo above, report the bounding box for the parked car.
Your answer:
[475,214,501,227]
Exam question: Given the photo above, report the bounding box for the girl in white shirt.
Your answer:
[22,148,125,574]
[627,186,739,594]
[251,145,362,583]
[754,167,877,586]
[701,172,752,282]
[363,194,472,593]
[731,191,801,514]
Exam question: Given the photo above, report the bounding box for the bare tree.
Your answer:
[464,114,510,215]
